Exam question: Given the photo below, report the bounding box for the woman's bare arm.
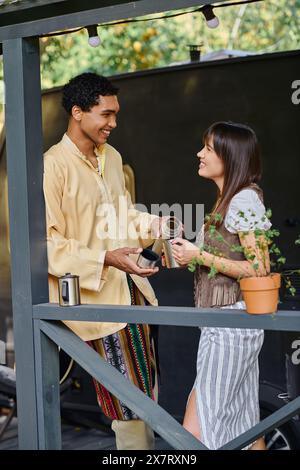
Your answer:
[197,231,270,280]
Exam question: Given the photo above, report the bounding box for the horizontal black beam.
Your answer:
[111,49,300,82]
[0,0,130,26]
[39,319,206,450]
[33,303,300,331]
[0,0,68,15]
[0,0,226,41]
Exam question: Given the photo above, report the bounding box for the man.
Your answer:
[43,73,161,450]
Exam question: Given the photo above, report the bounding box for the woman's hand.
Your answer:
[171,238,199,267]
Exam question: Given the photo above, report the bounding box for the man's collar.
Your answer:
[62,133,106,160]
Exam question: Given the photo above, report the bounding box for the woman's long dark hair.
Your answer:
[203,121,262,224]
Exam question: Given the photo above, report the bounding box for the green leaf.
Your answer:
[266,209,272,219]
[289,287,296,296]
[230,245,244,253]
[208,265,218,279]
[254,229,264,237]
[214,213,223,222]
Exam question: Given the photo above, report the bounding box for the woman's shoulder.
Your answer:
[225,186,271,233]
[229,186,264,213]
[231,187,262,205]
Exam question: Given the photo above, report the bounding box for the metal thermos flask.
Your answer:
[162,239,180,269]
[58,273,81,306]
[152,216,182,269]
[137,248,160,269]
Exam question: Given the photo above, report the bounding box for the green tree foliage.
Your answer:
[0,0,299,90]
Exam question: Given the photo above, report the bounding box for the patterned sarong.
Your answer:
[88,276,157,421]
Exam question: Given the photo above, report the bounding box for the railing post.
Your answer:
[34,320,61,449]
[40,320,207,450]
[3,37,49,449]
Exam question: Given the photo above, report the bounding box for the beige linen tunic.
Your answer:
[43,134,158,341]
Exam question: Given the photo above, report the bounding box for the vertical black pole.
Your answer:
[3,37,50,449]
[34,321,61,449]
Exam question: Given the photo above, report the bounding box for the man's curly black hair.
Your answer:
[62,73,119,115]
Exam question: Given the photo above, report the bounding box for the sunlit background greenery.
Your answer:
[0,0,299,94]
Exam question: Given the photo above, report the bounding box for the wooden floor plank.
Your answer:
[0,418,172,450]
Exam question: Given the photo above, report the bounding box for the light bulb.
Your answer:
[88,36,101,47]
[86,25,101,47]
[201,5,220,29]
[206,17,220,29]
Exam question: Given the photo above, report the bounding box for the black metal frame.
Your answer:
[0,0,226,41]
[2,1,300,450]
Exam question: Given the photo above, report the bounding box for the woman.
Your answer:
[171,121,271,450]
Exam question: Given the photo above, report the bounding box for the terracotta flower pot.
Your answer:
[239,273,281,314]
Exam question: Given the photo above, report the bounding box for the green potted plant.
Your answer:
[189,209,300,314]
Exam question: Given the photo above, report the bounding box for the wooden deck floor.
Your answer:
[0,417,172,450]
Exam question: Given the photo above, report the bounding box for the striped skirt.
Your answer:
[193,301,264,449]
[88,276,157,421]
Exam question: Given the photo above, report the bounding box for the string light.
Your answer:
[37,0,264,39]
[86,25,101,47]
[201,5,220,29]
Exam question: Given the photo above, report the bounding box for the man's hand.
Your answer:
[104,247,159,277]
